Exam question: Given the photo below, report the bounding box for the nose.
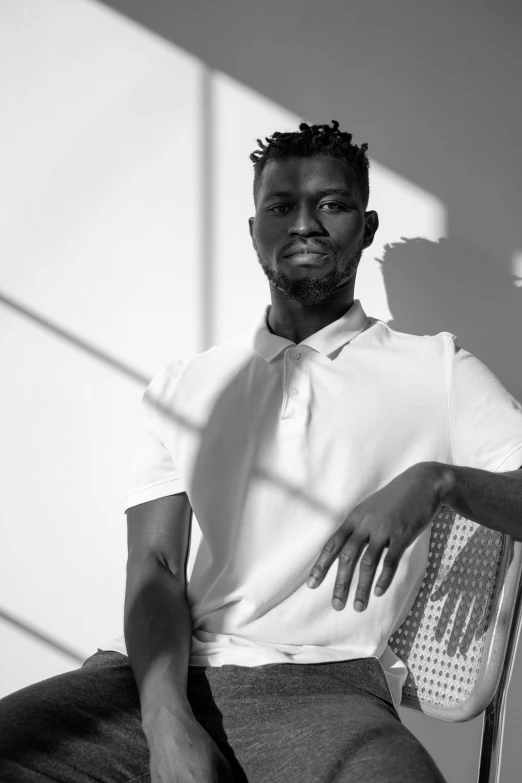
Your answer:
[288,205,326,236]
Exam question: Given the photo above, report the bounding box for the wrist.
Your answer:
[142,699,194,737]
[426,461,457,507]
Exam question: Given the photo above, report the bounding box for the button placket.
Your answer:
[282,347,308,419]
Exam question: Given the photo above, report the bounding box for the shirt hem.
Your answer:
[493,442,522,473]
[124,477,185,511]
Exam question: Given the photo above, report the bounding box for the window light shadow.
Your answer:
[0,608,86,663]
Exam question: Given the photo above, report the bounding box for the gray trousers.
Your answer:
[0,649,446,783]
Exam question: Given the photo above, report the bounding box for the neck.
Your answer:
[267,279,355,343]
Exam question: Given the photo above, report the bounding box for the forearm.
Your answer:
[432,462,522,539]
[124,554,194,735]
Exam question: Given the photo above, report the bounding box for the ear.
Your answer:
[363,210,379,249]
[249,217,258,250]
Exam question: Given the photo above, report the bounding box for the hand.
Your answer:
[145,708,235,783]
[307,462,446,612]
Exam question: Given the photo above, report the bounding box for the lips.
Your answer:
[284,245,328,258]
[286,253,328,264]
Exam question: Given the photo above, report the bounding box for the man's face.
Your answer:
[249,155,378,305]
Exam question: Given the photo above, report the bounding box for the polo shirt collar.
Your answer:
[248,299,370,362]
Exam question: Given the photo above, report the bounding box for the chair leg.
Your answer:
[479,574,522,783]
[478,688,506,783]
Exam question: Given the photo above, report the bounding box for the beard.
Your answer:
[256,239,364,306]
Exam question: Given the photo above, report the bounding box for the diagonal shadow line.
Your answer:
[1,292,342,569]
[200,64,215,352]
[0,291,151,387]
[0,608,86,663]
[150,396,341,522]
[147,407,340,527]
[0,290,339,520]
[253,465,339,520]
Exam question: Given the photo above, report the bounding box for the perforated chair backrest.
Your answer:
[388,505,522,721]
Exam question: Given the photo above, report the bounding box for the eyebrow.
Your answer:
[263,187,353,200]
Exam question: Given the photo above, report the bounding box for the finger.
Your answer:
[373,543,404,597]
[218,760,236,783]
[307,527,350,589]
[216,749,235,782]
[332,536,366,610]
[353,542,385,612]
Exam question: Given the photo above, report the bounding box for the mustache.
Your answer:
[280,241,335,258]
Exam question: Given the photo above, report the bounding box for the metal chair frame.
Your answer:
[398,532,522,783]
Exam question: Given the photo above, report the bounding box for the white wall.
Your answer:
[0,0,204,690]
[1,1,522,781]
[0,0,445,691]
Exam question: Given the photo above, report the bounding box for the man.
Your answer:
[1,120,522,783]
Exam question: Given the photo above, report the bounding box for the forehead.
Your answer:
[258,155,360,200]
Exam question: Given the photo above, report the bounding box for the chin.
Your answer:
[286,289,332,306]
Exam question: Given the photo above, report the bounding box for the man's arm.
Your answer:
[124,493,233,782]
[307,461,522,612]
[124,493,193,725]
[434,463,522,540]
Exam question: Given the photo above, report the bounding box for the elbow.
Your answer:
[149,551,187,587]
[126,549,187,590]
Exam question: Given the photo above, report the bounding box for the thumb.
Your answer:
[216,750,236,783]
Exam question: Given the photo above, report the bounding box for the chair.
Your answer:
[388,505,522,783]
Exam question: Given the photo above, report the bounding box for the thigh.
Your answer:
[0,650,150,783]
[193,663,447,783]
[224,692,446,783]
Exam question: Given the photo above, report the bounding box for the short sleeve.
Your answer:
[124,361,188,511]
[447,335,522,473]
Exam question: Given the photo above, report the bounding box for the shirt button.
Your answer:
[289,350,301,359]
[290,388,300,396]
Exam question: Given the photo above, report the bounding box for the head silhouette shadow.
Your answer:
[375,236,522,402]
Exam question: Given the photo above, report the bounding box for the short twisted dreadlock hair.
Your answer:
[250,120,370,208]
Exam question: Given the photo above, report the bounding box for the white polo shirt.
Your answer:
[100,300,522,709]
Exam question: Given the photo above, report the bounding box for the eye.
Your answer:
[267,205,291,214]
[320,202,348,211]
[266,201,349,215]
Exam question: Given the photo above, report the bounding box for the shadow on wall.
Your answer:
[0,608,85,664]
[376,237,522,401]
[98,0,522,397]
[98,0,522,289]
